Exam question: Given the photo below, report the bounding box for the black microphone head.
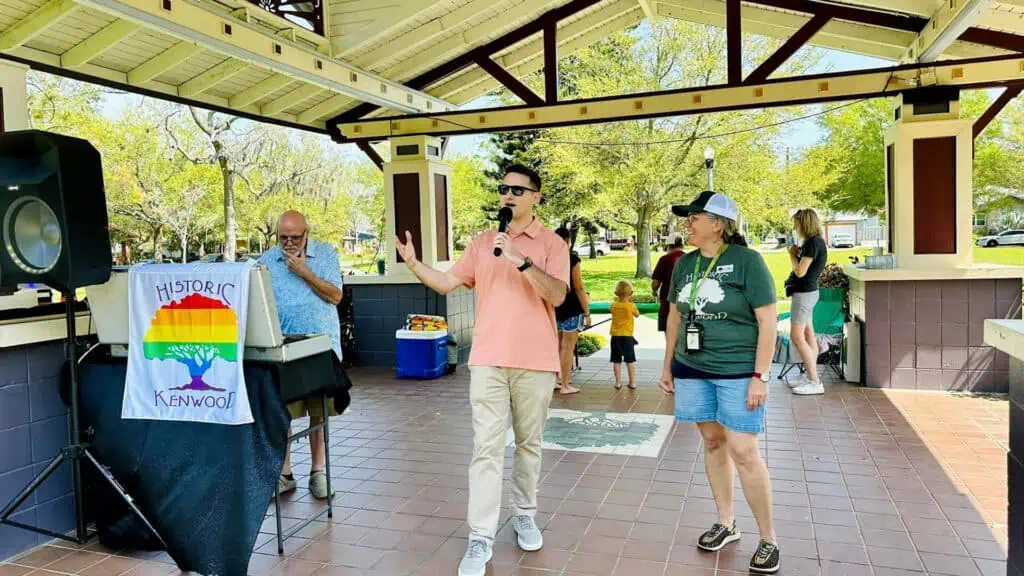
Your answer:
[497,207,513,223]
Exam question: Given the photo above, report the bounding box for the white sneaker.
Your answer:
[792,381,825,395]
[458,538,492,576]
[512,514,544,551]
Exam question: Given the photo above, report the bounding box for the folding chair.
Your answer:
[776,287,845,381]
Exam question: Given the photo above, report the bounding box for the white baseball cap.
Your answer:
[672,191,739,221]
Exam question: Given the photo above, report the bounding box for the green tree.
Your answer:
[450,155,492,243]
[972,93,1024,225]
[805,98,892,216]
[26,73,104,134]
[536,21,823,276]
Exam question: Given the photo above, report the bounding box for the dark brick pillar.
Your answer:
[0,342,75,561]
[348,282,474,368]
[857,278,1019,391]
[1010,357,1024,575]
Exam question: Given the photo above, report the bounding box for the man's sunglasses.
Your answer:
[497,184,538,197]
[279,232,307,244]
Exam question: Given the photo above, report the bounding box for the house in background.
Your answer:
[819,211,886,248]
[973,186,1024,235]
[343,232,377,253]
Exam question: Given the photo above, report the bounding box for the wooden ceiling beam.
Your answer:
[127,40,202,85]
[61,19,139,68]
[178,58,250,98]
[0,0,79,52]
[229,74,294,107]
[262,82,323,115]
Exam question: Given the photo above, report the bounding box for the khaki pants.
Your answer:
[467,366,555,543]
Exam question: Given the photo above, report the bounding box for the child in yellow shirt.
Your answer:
[609,280,640,389]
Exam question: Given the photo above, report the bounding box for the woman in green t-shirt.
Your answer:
[659,191,781,574]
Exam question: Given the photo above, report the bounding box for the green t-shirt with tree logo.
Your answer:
[668,244,777,376]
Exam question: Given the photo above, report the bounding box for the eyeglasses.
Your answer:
[685,213,711,223]
[497,184,538,197]
[279,233,306,245]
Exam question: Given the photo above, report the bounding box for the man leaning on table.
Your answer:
[259,210,343,500]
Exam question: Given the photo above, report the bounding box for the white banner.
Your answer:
[123,262,255,425]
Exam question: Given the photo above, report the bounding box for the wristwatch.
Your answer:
[518,256,534,272]
[753,371,770,383]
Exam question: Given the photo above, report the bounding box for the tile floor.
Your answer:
[0,358,1011,575]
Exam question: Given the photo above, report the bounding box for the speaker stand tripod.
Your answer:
[0,293,166,549]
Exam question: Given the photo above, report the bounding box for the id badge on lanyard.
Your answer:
[685,311,704,352]
[685,245,726,353]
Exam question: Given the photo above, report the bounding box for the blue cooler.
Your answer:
[395,330,448,379]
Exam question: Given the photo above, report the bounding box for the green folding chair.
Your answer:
[776,288,845,380]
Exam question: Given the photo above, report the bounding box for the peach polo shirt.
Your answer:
[450,218,570,373]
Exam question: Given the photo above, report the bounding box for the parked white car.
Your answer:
[829,232,855,248]
[977,230,1024,247]
[576,240,610,257]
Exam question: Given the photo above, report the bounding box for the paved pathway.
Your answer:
[1,358,1009,575]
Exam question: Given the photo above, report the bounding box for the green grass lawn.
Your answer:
[581,247,873,303]
[584,245,1024,308]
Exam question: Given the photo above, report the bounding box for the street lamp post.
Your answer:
[704,146,715,192]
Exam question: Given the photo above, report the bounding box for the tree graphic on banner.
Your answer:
[145,342,236,391]
[142,292,239,392]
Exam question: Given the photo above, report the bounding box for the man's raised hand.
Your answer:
[395,231,418,267]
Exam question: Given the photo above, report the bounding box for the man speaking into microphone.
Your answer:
[395,164,569,576]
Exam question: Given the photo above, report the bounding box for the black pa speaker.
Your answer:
[0,130,112,291]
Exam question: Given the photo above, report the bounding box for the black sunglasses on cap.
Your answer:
[497,184,538,197]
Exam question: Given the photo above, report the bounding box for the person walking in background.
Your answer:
[610,280,640,390]
[554,224,590,395]
[394,164,569,576]
[659,191,780,574]
[784,208,828,396]
[651,235,686,344]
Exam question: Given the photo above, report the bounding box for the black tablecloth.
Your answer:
[71,350,350,576]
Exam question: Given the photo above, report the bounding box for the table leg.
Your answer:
[323,392,333,519]
[274,474,284,554]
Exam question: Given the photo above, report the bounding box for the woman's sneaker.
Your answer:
[792,380,825,395]
[750,539,780,573]
[696,520,740,551]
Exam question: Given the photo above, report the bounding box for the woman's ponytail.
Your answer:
[718,216,747,247]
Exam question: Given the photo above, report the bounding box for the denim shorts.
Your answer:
[558,314,585,332]
[674,377,765,434]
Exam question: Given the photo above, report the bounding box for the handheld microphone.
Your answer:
[494,207,513,257]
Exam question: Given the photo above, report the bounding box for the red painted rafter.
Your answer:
[960,28,1024,54]
[357,141,384,170]
[974,84,1023,138]
[475,57,545,106]
[746,11,832,84]
[727,0,742,85]
[544,20,559,103]
[744,0,924,31]
[329,0,604,127]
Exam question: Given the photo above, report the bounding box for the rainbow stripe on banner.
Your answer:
[142,293,239,391]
